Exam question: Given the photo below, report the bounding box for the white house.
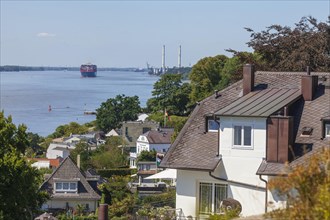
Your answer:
[130,129,173,168]
[46,142,74,159]
[160,65,330,218]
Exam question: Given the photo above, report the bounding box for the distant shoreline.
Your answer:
[0,65,147,72]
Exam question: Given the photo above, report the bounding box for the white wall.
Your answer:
[46,143,73,159]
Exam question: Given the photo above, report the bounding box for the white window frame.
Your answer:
[325,123,330,137]
[198,182,227,215]
[54,181,78,193]
[208,119,220,132]
[232,124,253,149]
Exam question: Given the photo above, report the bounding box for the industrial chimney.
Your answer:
[162,45,166,73]
[178,45,182,68]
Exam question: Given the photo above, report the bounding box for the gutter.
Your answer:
[208,171,266,191]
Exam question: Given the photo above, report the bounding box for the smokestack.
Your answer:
[162,45,166,72]
[243,64,255,96]
[178,45,181,68]
[77,154,81,169]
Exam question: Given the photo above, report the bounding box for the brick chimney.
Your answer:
[98,204,108,220]
[301,66,318,101]
[243,64,255,96]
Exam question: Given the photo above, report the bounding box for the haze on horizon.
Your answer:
[0,1,328,68]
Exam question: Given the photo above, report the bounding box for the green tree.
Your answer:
[245,16,330,71]
[0,112,48,220]
[189,55,228,103]
[268,148,330,219]
[147,74,190,116]
[137,149,157,162]
[96,95,141,132]
[49,122,89,138]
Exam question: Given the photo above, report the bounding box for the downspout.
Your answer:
[259,175,268,213]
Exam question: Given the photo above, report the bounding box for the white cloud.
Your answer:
[37,32,56,37]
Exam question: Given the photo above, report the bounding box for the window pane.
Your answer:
[234,126,242,145]
[244,126,252,146]
[55,182,62,189]
[326,124,330,136]
[63,182,69,190]
[214,184,227,214]
[208,120,220,131]
[199,183,212,214]
[70,182,77,190]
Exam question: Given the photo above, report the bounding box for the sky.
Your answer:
[0,1,329,68]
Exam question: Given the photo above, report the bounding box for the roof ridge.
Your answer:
[256,71,330,76]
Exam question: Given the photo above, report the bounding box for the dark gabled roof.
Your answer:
[161,71,330,172]
[143,130,174,144]
[40,156,101,200]
[216,88,301,117]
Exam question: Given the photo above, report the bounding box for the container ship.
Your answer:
[80,63,97,77]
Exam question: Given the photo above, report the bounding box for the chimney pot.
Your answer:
[243,64,255,96]
[306,66,311,75]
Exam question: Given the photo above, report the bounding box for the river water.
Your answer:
[0,70,159,137]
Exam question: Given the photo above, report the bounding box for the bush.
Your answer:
[96,168,135,178]
[267,148,330,219]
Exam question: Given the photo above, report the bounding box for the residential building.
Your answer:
[160,65,330,218]
[40,156,101,213]
[130,129,173,168]
[121,120,159,149]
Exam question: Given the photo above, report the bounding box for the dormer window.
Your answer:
[233,125,253,149]
[325,123,330,137]
[55,181,78,193]
[208,119,220,132]
[321,119,330,138]
[300,127,313,137]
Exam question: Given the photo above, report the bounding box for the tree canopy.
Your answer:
[147,73,191,116]
[96,94,141,132]
[0,112,47,219]
[244,16,330,71]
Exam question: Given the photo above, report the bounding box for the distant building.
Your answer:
[121,120,159,149]
[130,128,173,168]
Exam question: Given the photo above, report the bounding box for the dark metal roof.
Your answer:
[216,88,301,117]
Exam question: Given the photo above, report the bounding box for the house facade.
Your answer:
[130,129,173,168]
[40,156,101,213]
[160,65,330,218]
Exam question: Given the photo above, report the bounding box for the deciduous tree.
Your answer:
[96,94,141,132]
[245,16,330,71]
[0,112,48,220]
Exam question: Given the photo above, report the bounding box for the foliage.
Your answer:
[267,148,330,220]
[136,206,176,220]
[244,16,330,71]
[147,112,188,135]
[96,94,141,132]
[97,168,134,178]
[209,210,240,220]
[70,141,93,170]
[136,189,176,208]
[25,132,46,157]
[49,122,90,138]
[147,74,191,116]
[70,136,128,170]
[189,55,228,103]
[0,112,48,220]
[137,149,157,162]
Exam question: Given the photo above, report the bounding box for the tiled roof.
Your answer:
[144,130,174,144]
[161,71,330,173]
[40,156,101,200]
